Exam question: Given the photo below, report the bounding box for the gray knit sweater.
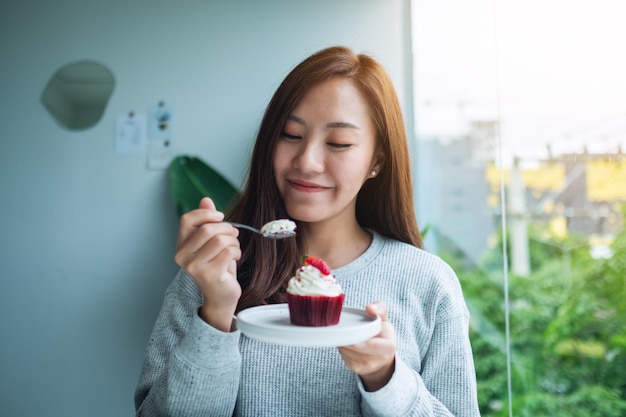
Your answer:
[135,232,480,416]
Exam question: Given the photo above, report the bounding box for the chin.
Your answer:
[284,205,329,224]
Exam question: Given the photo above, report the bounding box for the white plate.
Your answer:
[236,304,381,347]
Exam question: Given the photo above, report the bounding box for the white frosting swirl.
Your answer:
[287,264,343,297]
[260,219,296,236]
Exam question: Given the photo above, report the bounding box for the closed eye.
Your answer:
[280,132,301,140]
[328,143,352,149]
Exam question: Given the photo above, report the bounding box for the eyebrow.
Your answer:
[287,115,360,130]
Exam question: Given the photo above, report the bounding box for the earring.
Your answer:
[370,170,377,177]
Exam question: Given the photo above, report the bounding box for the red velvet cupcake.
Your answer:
[286,256,345,326]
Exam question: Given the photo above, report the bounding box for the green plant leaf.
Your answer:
[168,155,241,217]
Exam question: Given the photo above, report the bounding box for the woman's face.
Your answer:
[272,77,381,226]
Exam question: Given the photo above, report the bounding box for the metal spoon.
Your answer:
[227,219,296,239]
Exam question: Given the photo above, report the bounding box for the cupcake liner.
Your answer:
[285,293,346,326]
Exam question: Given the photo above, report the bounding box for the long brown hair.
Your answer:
[228,46,422,312]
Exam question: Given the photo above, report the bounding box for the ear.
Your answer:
[369,149,385,178]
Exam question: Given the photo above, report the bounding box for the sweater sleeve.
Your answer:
[352,244,481,417]
[357,312,480,417]
[134,270,242,417]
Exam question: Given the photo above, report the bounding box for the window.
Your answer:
[412,1,626,415]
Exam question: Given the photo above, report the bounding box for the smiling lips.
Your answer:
[288,179,330,193]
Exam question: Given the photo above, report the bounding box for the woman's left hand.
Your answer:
[337,301,396,392]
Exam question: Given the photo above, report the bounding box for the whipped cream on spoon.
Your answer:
[227,219,296,239]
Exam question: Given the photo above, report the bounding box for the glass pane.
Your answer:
[412,1,626,416]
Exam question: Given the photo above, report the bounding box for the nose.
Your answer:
[293,140,324,173]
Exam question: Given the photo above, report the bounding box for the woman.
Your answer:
[135,46,480,416]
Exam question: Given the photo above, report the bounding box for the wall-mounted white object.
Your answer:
[147,139,175,170]
[147,101,174,169]
[149,101,173,140]
[115,111,147,154]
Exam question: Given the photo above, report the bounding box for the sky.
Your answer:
[412,0,626,165]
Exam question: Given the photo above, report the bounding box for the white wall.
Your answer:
[0,0,413,415]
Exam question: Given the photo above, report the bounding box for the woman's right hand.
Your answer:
[174,197,242,332]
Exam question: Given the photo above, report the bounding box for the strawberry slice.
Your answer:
[303,255,331,275]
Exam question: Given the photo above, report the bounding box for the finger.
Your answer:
[181,205,225,229]
[187,243,241,276]
[226,258,237,276]
[177,205,226,248]
[337,338,396,377]
[377,321,395,339]
[183,241,242,283]
[339,325,396,352]
[198,197,216,210]
[211,246,242,278]
[339,325,394,354]
[185,222,238,252]
[175,226,239,267]
[365,301,388,322]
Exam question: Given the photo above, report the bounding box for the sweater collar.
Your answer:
[332,230,386,278]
